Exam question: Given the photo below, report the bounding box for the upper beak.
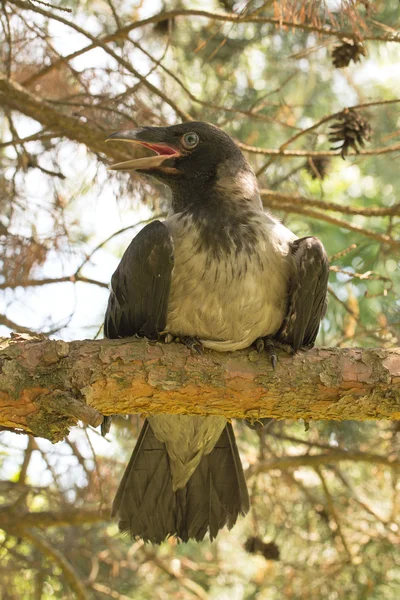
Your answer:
[106,128,181,171]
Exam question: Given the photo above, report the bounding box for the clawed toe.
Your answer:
[264,338,278,370]
[179,335,204,355]
[255,336,277,369]
[255,338,265,353]
[161,332,174,344]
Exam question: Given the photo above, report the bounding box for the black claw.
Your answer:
[264,337,278,370]
[180,336,204,355]
[255,338,264,353]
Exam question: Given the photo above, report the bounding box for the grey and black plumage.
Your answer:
[104,121,329,543]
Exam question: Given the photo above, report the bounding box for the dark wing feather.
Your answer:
[104,220,174,340]
[106,221,250,542]
[277,236,329,352]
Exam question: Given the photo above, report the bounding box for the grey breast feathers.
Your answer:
[164,211,296,351]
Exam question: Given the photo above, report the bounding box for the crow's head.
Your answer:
[106,122,260,210]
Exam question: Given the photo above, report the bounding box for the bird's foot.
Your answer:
[178,335,204,355]
[274,340,296,355]
[161,332,175,344]
[245,417,275,431]
[255,336,278,370]
[300,342,314,352]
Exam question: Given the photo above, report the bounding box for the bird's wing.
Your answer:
[104,220,174,339]
[277,236,329,352]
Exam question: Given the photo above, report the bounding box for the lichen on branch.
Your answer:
[0,335,399,442]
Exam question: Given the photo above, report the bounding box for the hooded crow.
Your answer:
[104,122,329,543]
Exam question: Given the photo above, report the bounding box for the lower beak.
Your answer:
[106,129,180,171]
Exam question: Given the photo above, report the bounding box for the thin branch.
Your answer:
[278,99,400,151]
[90,583,136,600]
[261,196,400,249]
[13,5,400,43]
[9,0,193,122]
[4,526,89,599]
[28,0,72,12]
[266,430,355,452]
[144,549,209,600]
[0,0,13,77]
[315,466,352,559]
[0,314,37,334]
[127,38,298,130]
[75,215,166,277]
[240,141,400,157]
[0,73,133,162]
[17,6,400,95]
[260,189,400,217]
[0,274,109,290]
[17,437,36,485]
[0,507,110,529]
[329,265,393,294]
[247,450,400,477]
[331,466,389,525]
[329,244,358,263]
[328,285,360,321]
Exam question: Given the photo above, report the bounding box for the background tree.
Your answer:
[0,0,399,598]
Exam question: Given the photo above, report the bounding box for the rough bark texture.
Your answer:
[0,335,399,442]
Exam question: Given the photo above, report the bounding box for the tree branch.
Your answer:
[246,450,400,478]
[240,141,400,158]
[261,194,400,249]
[11,4,400,45]
[0,506,110,529]
[0,274,109,290]
[8,0,193,121]
[260,189,400,218]
[0,74,138,160]
[3,525,90,600]
[0,314,37,334]
[0,336,399,442]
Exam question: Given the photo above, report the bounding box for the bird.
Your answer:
[104,121,329,543]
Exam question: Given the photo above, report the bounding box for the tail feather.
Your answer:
[211,422,250,521]
[112,421,177,543]
[112,420,249,543]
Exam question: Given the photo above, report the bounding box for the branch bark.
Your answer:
[0,336,399,442]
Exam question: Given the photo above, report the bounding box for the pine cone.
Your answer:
[305,157,330,180]
[244,537,280,560]
[329,109,372,158]
[332,40,366,68]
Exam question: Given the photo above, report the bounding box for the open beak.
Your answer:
[106,128,181,171]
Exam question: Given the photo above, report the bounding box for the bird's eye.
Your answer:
[181,132,199,149]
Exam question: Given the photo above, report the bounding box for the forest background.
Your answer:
[0,0,399,599]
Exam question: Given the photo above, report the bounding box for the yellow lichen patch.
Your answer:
[0,387,45,430]
[82,373,155,415]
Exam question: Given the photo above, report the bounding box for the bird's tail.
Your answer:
[111,420,249,543]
